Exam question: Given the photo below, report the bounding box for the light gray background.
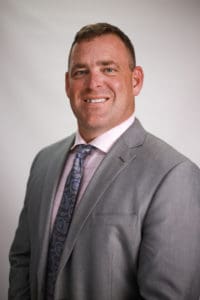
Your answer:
[0,0,199,298]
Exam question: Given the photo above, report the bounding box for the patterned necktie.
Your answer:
[45,144,93,299]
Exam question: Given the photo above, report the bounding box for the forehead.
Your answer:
[69,34,131,67]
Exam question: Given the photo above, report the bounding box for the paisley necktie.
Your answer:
[45,144,93,299]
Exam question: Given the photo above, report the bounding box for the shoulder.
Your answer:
[144,132,187,165]
[38,133,75,156]
[138,119,198,169]
[145,131,200,182]
[30,133,75,171]
[125,119,200,180]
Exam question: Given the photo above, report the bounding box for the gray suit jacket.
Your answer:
[9,119,200,300]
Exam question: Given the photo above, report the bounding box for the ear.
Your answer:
[65,72,70,98]
[132,66,144,96]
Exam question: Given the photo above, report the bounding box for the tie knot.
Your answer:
[76,144,93,159]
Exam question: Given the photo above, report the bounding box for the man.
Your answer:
[9,23,200,300]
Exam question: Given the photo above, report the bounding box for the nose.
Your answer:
[85,71,103,90]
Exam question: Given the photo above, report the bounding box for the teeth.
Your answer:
[85,98,107,103]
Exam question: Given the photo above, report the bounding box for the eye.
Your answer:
[104,67,115,73]
[72,69,88,78]
[103,67,118,75]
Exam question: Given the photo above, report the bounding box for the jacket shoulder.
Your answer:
[143,131,199,172]
[30,134,75,171]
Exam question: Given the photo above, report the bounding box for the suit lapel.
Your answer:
[37,135,75,297]
[58,119,146,275]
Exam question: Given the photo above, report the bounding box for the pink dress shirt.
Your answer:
[51,114,135,229]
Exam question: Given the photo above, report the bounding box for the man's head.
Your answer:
[66,23,144,142]
[68,23,136,71]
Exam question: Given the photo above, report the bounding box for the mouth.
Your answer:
[84,98,109,103]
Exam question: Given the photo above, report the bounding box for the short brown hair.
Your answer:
[68,22,136,70]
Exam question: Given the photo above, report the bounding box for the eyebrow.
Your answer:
[70,60,120,72]
[96,60,120,68]
[71,63,87,71]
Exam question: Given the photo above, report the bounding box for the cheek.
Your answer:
[111,75,131,92]
[68,81,83,98]
[109,80,123,94]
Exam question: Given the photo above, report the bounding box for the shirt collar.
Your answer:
[72,113,135,153]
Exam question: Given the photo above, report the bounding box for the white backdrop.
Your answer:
[0,0,200,298]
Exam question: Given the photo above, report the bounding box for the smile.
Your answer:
[84,98,108,103]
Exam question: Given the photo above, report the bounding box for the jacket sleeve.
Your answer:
[8,152,41,300]
[8,201,31,299]
[137,160,200,300]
